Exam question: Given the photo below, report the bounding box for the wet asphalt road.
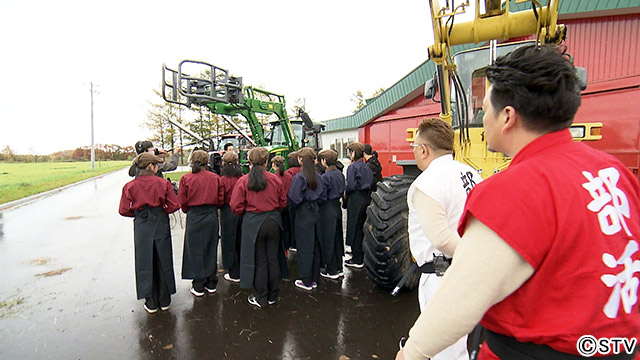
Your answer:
[0,169,419,360]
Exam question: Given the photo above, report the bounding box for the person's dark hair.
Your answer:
[224,143,234,151]
[192,161,203,173]
[364,144,373,156]
[221,152,242,178]
[301,158,318,190]
[135,140,154,154]
[287,156,299,168]
[248,148,269,192]
[486,44,581,133]
[417,118,454,152]
[350,148,364,161]
[221,163,242,178]
[271,156,285,177]
[190,150,209,174]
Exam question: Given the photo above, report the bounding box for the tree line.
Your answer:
[0,144,135,162]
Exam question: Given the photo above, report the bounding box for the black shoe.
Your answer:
[248,294,262,308]
[268,299,276,305]
[345,259,364,269]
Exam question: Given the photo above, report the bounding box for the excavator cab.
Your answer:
[448,41,535,177]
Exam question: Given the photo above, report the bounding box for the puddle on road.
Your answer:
[36,267,72,277]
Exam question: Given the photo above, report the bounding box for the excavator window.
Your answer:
[451,41,535,129]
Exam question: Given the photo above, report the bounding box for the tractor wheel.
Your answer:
[363,174,418,290]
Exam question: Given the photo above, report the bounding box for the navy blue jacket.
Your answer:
[346,160,373,193]
[320,169,346,201]
[288,172,324,206]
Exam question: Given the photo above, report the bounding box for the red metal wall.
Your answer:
[565,14,640,84]
[362,12,640,177]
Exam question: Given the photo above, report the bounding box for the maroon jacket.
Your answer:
[229,171,287,216]
[119,175,180,217]
[221,175,241,206]
[282,167,302,196]
[177,170,224,213]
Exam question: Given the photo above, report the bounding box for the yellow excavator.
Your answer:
[380,0,573,294]
[423,0,567,177]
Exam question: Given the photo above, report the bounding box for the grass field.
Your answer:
[0,161,130,204]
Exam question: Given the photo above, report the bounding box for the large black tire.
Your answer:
[363,174,418,290]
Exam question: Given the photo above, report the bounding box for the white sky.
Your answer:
[0,0,435,155]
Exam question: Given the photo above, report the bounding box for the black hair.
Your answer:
[364,144,373,155]
[287,156,300,168]
[350,149,364,161]
[224,143,234,151]
[248,164,267,192]
[192,161,204,174]
[135,140,153,154]
[222,163,242,178]
[301,158,318,190]
[486,44,581,133]
[272,160,285,176]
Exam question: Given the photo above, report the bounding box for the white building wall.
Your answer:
[320,128,359,163]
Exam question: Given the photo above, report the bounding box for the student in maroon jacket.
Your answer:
[177,150,224,297]
[119,153,180,314]
[230,147,287,308]
[220,151,243,283]
[288,147,324,291]
[271,155,286,178]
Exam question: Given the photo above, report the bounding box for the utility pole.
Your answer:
[90,82,95,169]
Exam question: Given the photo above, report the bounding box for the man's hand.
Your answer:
[173,146,182,154]
[395,348,405,360]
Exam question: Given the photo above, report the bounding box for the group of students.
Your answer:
[118,140,382,313]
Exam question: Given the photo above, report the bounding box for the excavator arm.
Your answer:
[428,0,565,125]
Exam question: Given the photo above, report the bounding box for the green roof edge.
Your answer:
[321,0,640,132]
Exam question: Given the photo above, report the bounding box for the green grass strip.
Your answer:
[0,161,130,204]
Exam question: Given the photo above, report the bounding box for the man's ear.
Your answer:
[421,144,431,159]
[502,106,518,133]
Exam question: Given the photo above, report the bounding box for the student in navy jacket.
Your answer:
[317,149,346,279]
[288,148,324,291]
[344,142,373,268]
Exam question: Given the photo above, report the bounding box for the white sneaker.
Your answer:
[190,286,205,297]
[143,303,158,314]
[320,272,340,280]
[248,294,262,308]
[294,279,314,291]
[224,273,240,283]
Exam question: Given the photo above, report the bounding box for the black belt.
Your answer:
[418,256,452,276]
[486,330,635,360]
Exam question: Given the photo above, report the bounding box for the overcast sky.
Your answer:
[0,0,435,155]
